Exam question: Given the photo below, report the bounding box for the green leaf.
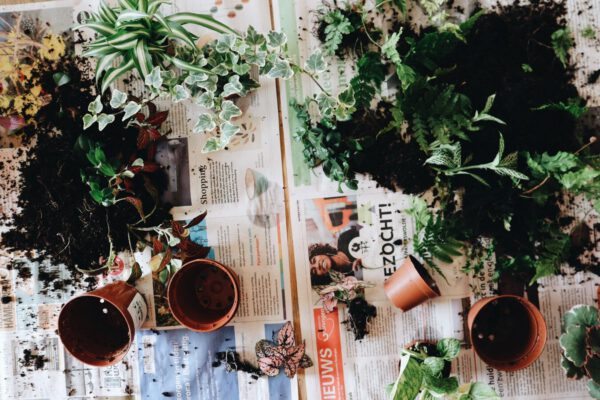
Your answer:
[560,324,588,367]
[551,28,573,67]
[122,101,142,121]
[110,89,128,108]
[560,356,585,379]
[173,84,190,102]
[97,113,115,131]
[563,305,599,329]
[382,31,402,64]
[132,158,144,167]
[338,86,355,107]
[222,75,243,97]
[219,100,242,121]
[232,63,251,76]
[521,63,533,73]
[423,357,445,377]
[589,380,600,399]
[144,66,163,89]
[533,98,588,119]
[193,113,216,133]
[436,338,460,361]
[101,58,135,93]
[196,91,215,108]
[245,26,266,46]
[267,31,287,47]
[53,72,71,87]
[116,10,149,24]
[167,12,236,35]
[467,382,500,400]
[83,114,97,129]
[305,51,327,75]
[216,34,237,53]
[389,355,423,400]
[268,58,293,79]
[586,355,600,384]
[98,163,116,177]
[132,39,153,77]
[88,95,103,114]
[168,56,213,74]
[219,121,240,145]
[202,137,221,152]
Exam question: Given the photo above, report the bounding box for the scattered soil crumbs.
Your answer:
[212,350,264,380]
[19,349,48,370]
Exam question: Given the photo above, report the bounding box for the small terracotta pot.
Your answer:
[467,295,547,371]
[384,256,441,312]
[58,281,147,367]
[167,259,240,332]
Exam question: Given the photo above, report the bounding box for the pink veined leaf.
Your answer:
[255,339,279,358]
[258,356,283,377]
[276,321,296,347]
[283,343,306,378]
[321,292,338,313]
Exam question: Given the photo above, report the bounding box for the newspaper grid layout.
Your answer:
[0,0,297,399]
[274,0,600,399]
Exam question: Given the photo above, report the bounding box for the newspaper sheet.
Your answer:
[273,0,600,399]
[0,0,297,399]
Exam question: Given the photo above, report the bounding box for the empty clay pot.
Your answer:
[384,256,441,312]
[467,295,547,371]
[167,259,240,332]
[58,281,147,367]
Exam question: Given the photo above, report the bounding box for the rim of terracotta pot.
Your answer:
[167,258,240,332]
[384,255,441,312]
[58,281,138,367]
[467,294,547,372]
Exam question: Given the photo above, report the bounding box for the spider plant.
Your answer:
[80,0,237,93]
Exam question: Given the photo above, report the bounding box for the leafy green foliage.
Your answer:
[560,305,600,398]
[349,52,387,108]
[79,0,233,93]
[533,97,588,119]
[321,10,353,56]
[582,26,597,40]
[406,197,463,279]
[426,133,528,186]
[525,150,600,211]
[551,28,574,68]
[389,339,498,400]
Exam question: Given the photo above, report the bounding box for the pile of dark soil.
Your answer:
[1,50,168,272]
[344,297,377,340]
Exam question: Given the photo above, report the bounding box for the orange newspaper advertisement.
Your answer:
[313,307,346,400]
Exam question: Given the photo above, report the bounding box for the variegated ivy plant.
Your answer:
[80,0,346,152]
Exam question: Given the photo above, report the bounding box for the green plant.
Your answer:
[406,197,463,279]
[80,0,235,93]
[551,28,574,68]
[425,133,529,186]
[524,143,600,211]
[532,97,588,119]
[582,26,596,40]
[321,9,353,56]
[559,305,600,399]
[388,338,499,400]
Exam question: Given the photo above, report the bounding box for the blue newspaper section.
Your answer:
[137,328,239,400]
[264,323,292,400]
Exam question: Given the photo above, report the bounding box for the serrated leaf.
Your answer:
[110,89,128,108]
[193,114,216,133]
[97,113,115,131]
[219,100,242,121]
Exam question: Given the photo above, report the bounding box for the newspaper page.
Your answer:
[273,0,600,399]
[0,0,297,399]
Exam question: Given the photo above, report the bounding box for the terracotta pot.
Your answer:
[167,259,240,332]
[384,256,441,312]
[58,281,147,367]
[467,295,547,371]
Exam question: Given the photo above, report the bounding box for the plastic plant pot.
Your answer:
[384,256,441,312]
[167,259,240,332]
[467,295,547,371]
[58,281,147,367]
